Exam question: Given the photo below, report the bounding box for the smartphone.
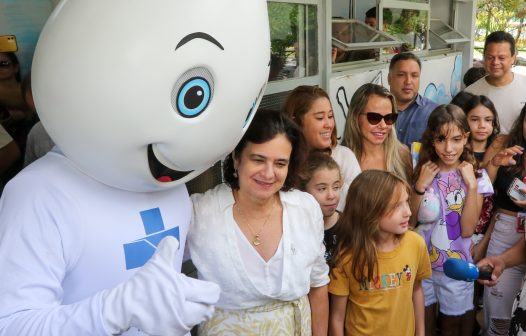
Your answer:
[0,35,18,53]
[507,177,526,201]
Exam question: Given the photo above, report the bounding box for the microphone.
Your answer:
[443,258,493,282]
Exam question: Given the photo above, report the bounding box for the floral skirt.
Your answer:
[198,295,311,336]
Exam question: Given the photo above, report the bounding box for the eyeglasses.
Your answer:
[362,112,398,125]
[0,61,12,67]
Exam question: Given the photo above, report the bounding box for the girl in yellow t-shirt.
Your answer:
[329,170,431,336]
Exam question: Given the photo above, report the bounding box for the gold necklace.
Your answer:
[235,197,276,246]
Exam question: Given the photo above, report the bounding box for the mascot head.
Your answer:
[32,0,270,192]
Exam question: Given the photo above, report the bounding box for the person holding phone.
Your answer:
[479,104,526,335]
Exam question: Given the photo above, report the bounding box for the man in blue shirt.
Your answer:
[388,52,438,148]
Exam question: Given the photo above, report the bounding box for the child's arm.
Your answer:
[329,294,347,336]
[458,162,483,238]
[412,280,425,336]
[309,285,328,336]
[410,161,440,227]
[472,213,496,262]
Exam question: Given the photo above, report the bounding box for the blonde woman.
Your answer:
[342,83,412,182]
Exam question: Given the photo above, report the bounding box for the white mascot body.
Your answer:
[0,0,269,335]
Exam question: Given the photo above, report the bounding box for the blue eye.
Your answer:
[171,68,214,118]
[177,78,210,118]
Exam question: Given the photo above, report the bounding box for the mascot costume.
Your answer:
[0,0,269,335]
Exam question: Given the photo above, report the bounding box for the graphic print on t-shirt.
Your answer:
[358,265,412,291]
[123,207,179,269]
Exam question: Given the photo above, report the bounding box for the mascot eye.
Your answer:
[171,68,214,118]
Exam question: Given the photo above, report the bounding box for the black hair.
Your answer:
[366,7,376,19]
[503,104,526,176]
[484,31,516,56]
[463,67,487,87]
[223,109,306,191]
[1,52,21,82]
[389,52,421,71]
[452,93,501,149]
[21,72,32,98]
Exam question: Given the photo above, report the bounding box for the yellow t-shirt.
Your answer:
[329,230,431,336]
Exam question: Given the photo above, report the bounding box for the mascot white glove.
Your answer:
[101,236,220,335]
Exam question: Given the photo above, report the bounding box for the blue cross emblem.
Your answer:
[123,208,179,270]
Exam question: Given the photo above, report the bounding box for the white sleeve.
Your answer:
[307,197,330,288]
[0,180,107,335]
[332,146,361,211]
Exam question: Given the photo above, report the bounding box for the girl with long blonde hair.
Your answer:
[329,170,431,336]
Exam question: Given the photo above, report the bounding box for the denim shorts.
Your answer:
[423,269,474,316]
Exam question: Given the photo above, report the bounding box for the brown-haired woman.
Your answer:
[284,85,360,210]
[188,109,329,335]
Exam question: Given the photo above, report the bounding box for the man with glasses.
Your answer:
[388,52,438,148]
[465,31,526,133]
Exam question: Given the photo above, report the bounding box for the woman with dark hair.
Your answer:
[188,109,329,335]
[0,52,24,111]
[284,85,360,211]
[478,105,526,335]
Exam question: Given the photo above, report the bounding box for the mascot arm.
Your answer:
[0,182,219,335]
[101,236,220,335]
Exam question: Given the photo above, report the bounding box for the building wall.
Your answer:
[329,53,462,140]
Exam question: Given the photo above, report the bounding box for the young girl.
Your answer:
[451,92,501,166]
[329,170,431,336]
[299,152,342,264]
[411,104,490,336]
[451,92,501,258]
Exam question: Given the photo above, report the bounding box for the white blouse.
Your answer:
[233,223,284,297]
[188,184,329,310]
[331,145,361,211]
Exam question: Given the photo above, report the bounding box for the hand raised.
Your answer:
[491,145,523,167]
[458,161,477,189]
[415,161,439,192]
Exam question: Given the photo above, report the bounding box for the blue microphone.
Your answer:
[443,258,493,282]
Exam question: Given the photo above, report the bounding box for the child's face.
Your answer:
[467,104,494,143]
[305,167,341,217]
[433,123,468,170]
[378,185,411,236]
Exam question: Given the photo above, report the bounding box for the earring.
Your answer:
[233,169,238,178]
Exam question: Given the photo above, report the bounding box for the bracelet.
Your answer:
[413,186,426,195]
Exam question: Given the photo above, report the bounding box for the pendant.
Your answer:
[253,235,261,246]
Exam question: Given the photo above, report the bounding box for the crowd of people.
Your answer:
[183,29,526,335]
[1,26,526,335]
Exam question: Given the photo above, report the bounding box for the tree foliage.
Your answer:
[476,0,526,47]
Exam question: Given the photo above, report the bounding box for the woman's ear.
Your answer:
[232,152,239,170]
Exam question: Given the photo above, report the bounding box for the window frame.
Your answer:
[265,0,325,95]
